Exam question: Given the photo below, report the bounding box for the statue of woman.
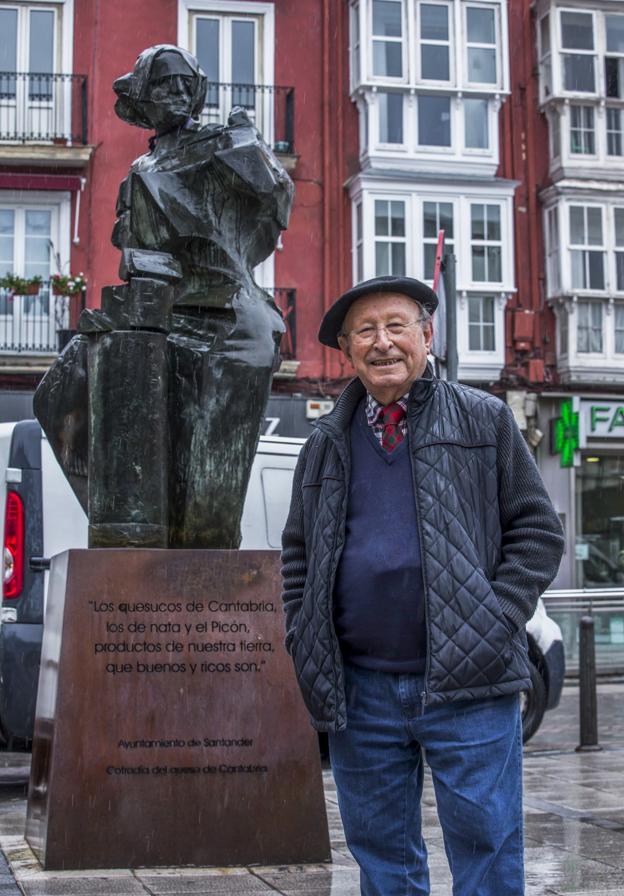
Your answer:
[35,45,294,549]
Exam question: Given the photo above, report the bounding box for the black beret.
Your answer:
[318,276,439,349]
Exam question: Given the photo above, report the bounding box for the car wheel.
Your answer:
[520,659,547,744]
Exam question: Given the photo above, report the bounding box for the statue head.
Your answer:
[113,45,208,133]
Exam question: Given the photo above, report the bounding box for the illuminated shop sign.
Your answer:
[551,398,624,468]
[582,401,624,438]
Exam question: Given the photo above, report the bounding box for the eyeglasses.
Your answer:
[344,320,423,346]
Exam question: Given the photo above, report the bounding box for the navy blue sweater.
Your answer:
[333,401,427,673]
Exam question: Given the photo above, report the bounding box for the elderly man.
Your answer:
[281,275,564,896]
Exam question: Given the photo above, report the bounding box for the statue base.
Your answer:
[25,549,330,870]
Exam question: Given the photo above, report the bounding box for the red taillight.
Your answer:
[3,490,24,600]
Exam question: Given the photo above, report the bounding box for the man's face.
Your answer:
[337,292,433,403]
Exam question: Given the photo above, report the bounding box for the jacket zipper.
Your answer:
[408,424,431,713]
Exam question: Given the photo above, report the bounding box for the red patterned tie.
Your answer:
[381,402,406,452]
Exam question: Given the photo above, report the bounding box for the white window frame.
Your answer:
[539,12,553,103]
[557,7,597,97]
[606,106,624,157]
[376,90,406,147]
[0,0,74,140]
[422,199,454,281]
[416,0,454,86]
[576,299,604,355]
[546,205,561,295]
[603,12,624,100]
[177,0,274,88]
[467,294,496,352]
[416,93,453,152]
[469,201,503,286]
[373,197,408,276]
[369,0,407,83]
[569,204,606,294]
[569,104,596,155]
[463,2,500,89]
[0,189,71,352]
[607,207,624,296]
[615,302,624,354]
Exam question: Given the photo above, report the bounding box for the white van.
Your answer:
[0,423,563,747]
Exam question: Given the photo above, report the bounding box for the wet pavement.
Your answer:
[0,681,621,895]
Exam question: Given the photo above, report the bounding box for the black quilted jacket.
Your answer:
[281,371,565,732]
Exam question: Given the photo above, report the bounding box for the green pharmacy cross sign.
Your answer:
[553,398,579,468]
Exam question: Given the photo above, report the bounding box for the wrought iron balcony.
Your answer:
[0,72,88,144]
[200,82,295,153]
[0,282,85,354]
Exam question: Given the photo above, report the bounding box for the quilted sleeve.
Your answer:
[492,403,565,632]
[280,439,310,655]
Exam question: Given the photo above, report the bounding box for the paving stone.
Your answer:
[21,879,148,895]
[138,876,272,894]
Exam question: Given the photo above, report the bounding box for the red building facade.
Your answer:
[2,0,624,591]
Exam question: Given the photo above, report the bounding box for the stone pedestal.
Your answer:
[26,549,330,870]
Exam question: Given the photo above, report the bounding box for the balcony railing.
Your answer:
[269,288,297,360]
[0,283,85,354]
[200,82,295,153]
[0,72,88,144]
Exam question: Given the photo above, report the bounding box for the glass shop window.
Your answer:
[560,10,596,93]
[374,199,406,276]
[575,454,624,589]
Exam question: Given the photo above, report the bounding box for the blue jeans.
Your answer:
[328,662,524,896]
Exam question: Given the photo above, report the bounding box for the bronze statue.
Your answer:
[34,45,294,549]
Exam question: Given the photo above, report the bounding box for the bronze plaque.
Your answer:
[26,550,330,870]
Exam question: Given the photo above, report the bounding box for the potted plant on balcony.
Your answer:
[51,272,87,297]
[0,273,43,295]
